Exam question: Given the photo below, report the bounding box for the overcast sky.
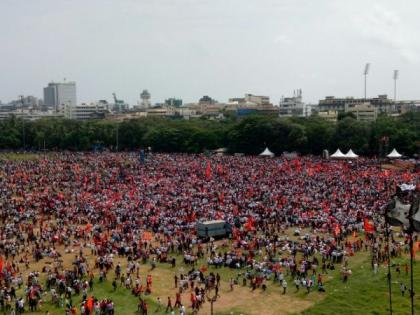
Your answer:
[1,0,420,105]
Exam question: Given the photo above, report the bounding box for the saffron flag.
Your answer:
[364,218,375,233]
[85,223,93,233]
[205,161,211,180]
[334,224,341,236]
[245,216,256,232]
[216,164,223,175]
[402,172,412,182]
[142,231,152,241]
[86,296,94,312]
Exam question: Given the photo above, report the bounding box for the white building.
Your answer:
[43,81,77,111]
[0,109,64,121]
[229,94,270,106]
[244,94,270,105]
[63,103,107,120]
[279,89,311,117]
[347,103,378,122]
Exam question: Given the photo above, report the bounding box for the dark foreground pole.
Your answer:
[385,223,393,315]
[409,232,414,315]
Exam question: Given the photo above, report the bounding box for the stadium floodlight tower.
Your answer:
[363,63,370,100]
[393,70,399,101]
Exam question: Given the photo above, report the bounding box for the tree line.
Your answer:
[0,112,418,156]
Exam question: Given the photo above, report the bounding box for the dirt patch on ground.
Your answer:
[200,285,314,315]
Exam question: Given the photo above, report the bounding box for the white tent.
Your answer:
[259,147,274,157]
[330,149,346,159]
[387,148,402,159]
[345,149,359,159]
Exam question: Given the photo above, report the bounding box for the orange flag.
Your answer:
[205,161,211,180]
[86,296,94,312]
[364,218,375,233]
[334,224,341,236]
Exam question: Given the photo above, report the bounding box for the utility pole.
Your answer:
[19,95,25,150]
[116,123,119,151]
[363,63,370,100]
[206,284,218,315]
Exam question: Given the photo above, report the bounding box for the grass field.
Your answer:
[302,253,420,315]
[11,236,419,315]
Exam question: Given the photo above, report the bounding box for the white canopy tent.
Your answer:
[387,148,402,159]
[345,149,359,159]
[259,147,274,157]
[330,149,346,159]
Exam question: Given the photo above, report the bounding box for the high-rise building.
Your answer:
[43,81,77,111]
[165,98,183,108]
[198,95,216,105]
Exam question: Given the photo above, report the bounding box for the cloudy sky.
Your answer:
[1,0,419,105]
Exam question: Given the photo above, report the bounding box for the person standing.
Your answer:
[174,292,182,308]
[155,297,162,312]
[373,262,378,275]
[395,264,401,277]
[282,279,287,295]
[400,282,407,296]
[294,278,300,292]
[216,273,221,287]
[166,297,173,313]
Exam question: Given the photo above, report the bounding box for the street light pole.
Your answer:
[116,123,119,151]
[206,284,218,315]
[393,70,399,101]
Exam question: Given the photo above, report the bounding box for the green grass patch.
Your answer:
[302,253,420,315]
[0,152,43,161]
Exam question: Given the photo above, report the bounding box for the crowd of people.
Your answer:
[0,152,418,314]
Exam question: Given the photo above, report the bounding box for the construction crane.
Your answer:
[112,93,127,113]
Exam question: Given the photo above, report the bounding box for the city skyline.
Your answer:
[1,0,420,104]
